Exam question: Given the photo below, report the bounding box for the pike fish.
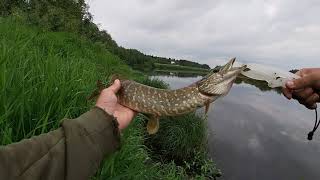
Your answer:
[115,58,246,134]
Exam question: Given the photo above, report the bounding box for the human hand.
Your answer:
[95,79,136,130]
[283,68,320,109]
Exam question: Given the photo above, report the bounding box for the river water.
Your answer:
[153,75,320,180]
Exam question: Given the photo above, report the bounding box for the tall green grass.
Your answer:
[146,114,221,178]
[0,18,137,144]
[0,18,219,179]
[94,115,187,179]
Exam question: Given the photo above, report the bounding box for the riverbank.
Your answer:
[154,63,211,73]
[0,18,219,179]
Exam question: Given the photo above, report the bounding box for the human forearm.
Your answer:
[0,107,120,180]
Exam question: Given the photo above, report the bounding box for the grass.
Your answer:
[0,17,219,179]
[140,78,221,179]
[154,63,210,73]
[0,17,138,143]
[93,115,188,179]
[145,113,221,179]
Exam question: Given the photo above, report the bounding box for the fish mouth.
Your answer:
[197,57,246,96]
[220,57,247,78]
[219,58,247,93]
[219,57,236,73]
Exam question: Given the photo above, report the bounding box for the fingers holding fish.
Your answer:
[295,87,314,99]
[293,92,318,110]
[282,87,313,99]
[284,69,320,105]
[241,64,319,110]
[286,70,320,90]
[305,93,319,109]
[275,88,318,110]
[108,79,121,93]
[282,87,293,99]
[296,68,320,77]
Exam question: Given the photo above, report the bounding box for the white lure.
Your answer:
[240,63,300,88]
[239,62,320,141]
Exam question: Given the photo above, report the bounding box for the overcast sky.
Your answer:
[87,0,319,70]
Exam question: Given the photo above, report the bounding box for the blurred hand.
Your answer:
[95,79,136,130]
[283,68,320,109]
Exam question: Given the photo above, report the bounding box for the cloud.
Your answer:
[87,0,320,69]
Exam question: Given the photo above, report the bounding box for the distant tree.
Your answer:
[0,0,211,71]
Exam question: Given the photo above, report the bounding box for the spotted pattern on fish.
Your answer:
[117,58,246,117]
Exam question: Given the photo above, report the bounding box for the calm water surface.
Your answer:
[154,75,320,180]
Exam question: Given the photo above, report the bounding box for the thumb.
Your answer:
[286,74,317,90]
[108,79,121,93]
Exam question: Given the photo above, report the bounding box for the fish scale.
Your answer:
[115,58,246,134]
[119,81,200,116]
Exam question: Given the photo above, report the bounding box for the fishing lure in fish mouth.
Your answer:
[240,63,319,141]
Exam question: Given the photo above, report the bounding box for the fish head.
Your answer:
[197,58,246,96]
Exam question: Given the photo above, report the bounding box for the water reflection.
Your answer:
[153,74,320,180]
[235,75,282,95]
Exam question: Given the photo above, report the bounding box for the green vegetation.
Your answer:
[0,18,219,179]
[0,17,136,143]
[1,0,210,71]
[154,63,210,73]
[146,113,221,178]
[94,115,187,179]
[151,71,205,78]
[1,1,218,179]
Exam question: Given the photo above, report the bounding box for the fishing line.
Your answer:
[307,107,319,141]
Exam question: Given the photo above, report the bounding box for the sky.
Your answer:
[87,0,320,70]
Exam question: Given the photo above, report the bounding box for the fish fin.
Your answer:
[147,115,160,134]
[205,101,210,114]
[197,78,232,96]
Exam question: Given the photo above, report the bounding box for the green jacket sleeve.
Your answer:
[0,107,120,180]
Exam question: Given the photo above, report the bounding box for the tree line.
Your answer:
[0,0,210,71]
